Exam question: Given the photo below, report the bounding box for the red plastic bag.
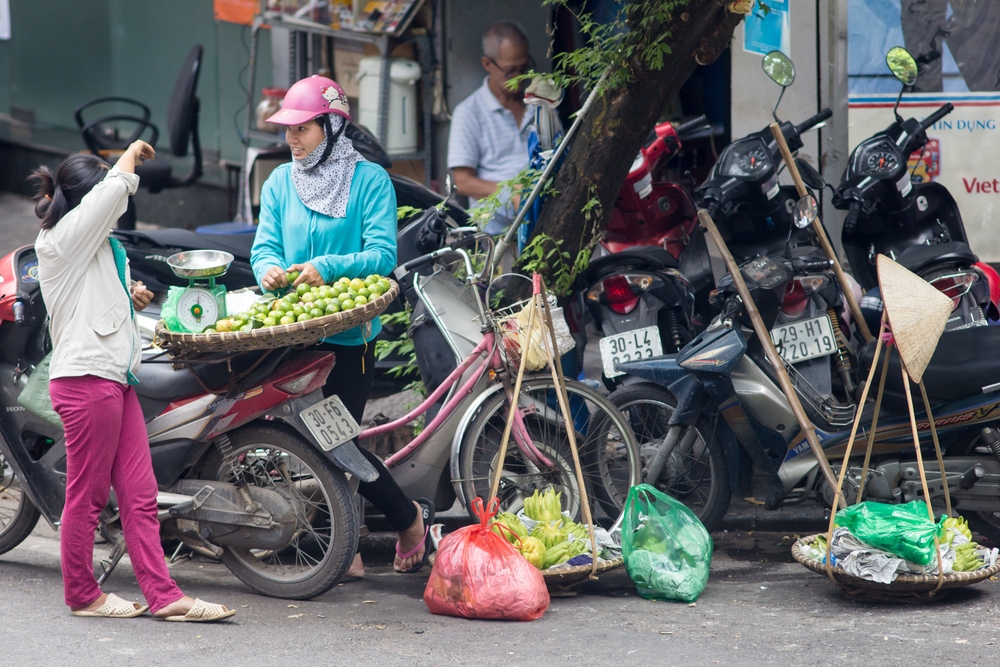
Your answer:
[423,498,550,621]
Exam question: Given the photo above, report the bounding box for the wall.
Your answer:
[0,0,272,164]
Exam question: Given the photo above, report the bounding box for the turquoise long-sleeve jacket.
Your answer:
[250,161,397,345]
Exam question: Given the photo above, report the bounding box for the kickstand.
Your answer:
[97,533,127,586]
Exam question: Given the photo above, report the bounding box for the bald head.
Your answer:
[482,21,529,60]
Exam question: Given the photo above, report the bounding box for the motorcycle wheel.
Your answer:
[198,423,358,600]
[0,453,41,555]
[457,378,641,527]
[608,382,731,532]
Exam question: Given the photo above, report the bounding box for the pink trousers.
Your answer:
[50,375,183,612]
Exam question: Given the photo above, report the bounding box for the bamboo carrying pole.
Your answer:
[697,209,844,507]
[768,123,874,344]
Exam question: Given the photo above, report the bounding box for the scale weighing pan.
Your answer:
[167,250,234,279]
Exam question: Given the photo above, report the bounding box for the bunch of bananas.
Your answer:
[952,541,984,572]
[523,488,562,522]
[941,515,985,572]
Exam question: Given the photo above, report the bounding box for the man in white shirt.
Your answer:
[447,21,534,234]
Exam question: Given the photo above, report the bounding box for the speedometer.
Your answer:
[865,151,898,174]
[740,147,770,174]
[720,139,772,178]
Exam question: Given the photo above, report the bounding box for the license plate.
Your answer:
[600,325,663,378]
[770,314,837,363]
[299,395,361,451]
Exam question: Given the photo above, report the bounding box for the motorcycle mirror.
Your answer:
[886,47,918,87]
[762,51,794,121]
[795,159,826,191]
[886,46,917,123]
[793,195,818,229]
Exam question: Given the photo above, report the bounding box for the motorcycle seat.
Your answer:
[134,351,270,401]
[896,242,978,276]
[858,325,1000,410]
[122,228,256,260]
[580,245,678,286]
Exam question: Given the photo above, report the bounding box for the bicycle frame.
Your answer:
[360,332,554,469]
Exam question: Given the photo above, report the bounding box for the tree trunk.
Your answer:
[515,0,745,295]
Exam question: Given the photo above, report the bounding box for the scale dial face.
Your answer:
[176,287,221,328]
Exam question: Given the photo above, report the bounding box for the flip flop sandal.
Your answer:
[164,598,237,623]
[396,498,435,574]
[71,593,148,618]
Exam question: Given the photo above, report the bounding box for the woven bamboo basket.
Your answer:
[541,556,625,595]
[792,534,1000,603]
[155,279,399,353]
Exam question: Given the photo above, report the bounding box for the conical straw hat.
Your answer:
[876,254,953,384]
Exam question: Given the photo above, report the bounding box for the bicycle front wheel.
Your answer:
[457,378,641,527]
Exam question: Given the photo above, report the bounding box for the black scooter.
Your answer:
[822,46,997,329]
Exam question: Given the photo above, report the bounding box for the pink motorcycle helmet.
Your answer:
[265,75,351,125]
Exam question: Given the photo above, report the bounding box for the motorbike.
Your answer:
[616,251,1000,541]
[695,51,831,266]
[825,46,998,330]
[0,244,380,600]
[577,116,716,391]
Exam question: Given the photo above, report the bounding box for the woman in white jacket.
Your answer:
[33,141,235,622]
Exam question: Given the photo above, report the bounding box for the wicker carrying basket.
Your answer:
[155,279,399,353]
[541,556,625,595]
[792,534,1000,603]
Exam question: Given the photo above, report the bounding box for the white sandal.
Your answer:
[71,593,148,618]
[164,598,237,623]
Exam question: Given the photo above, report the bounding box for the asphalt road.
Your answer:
[3,520,1000,667]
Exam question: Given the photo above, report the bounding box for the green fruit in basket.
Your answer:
[318,286,332,298]
[279,315,295,325]
[296,283,311,296]
[346,287,359,298]
[378,279,391,293]
[349,278,366,291]
[309,308,324,318]
[330,284,344,296]
[329,298,343,310]
[365,275,379,286]
[291,305,304,317]
[262,317,276,327]
[325,303,340,315]
[297,313,311,322]
[354,295,368,306]
[341,298,355,310]
[357,287,371,299]
[301,292,315,304]
[285,293,300,304]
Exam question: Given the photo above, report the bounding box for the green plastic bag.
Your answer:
[835,500,942,566]
[16,352,63,428]
[622,484,713,602]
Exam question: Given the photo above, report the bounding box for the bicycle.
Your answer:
[360,233,641,527]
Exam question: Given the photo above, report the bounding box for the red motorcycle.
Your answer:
[0,244,376,599]
[578,116,715,388]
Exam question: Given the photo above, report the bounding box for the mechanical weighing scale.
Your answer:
[163,250,235,332]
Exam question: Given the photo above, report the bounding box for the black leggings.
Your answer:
[317,341,417,532]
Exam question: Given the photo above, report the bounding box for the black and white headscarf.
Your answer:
[291,114,365,218]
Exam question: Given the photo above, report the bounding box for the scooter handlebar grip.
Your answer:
[672,115,710,139]
[795,259,834,275]
[722,297,742,327]
[920,103,954,130]
[12,301,25,326]
[795,108,833,135]
[843,202,861,235]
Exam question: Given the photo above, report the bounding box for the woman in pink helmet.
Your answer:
[251,76,432,576]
